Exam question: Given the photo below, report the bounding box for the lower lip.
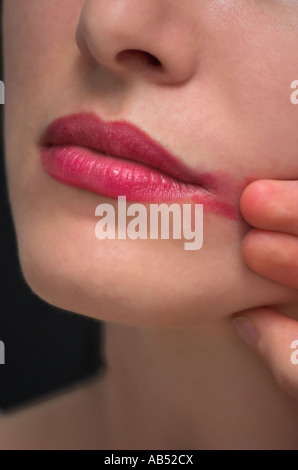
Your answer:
[40,145,239,218]
[41,145,212,201]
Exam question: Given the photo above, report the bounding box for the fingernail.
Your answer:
[233,317,258,348]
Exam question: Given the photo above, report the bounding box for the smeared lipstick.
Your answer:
[40,113,239,218]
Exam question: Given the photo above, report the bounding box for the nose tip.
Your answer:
[75,0,199,86]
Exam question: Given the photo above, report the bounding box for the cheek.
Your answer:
[210,5,298,168]
[3,0,83,92]
[3,0,84,195]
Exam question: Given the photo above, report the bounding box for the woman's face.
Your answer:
[3,0,298,326]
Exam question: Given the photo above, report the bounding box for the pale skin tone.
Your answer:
[2,0,298,449]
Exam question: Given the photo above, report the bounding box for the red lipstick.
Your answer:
[40,113,239,218]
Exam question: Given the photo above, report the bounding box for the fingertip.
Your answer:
[241,229,269,273]
[240,180,270,224]
[233,308,298,399]
[233,316,259,349]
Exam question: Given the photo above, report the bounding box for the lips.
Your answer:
[40,113,239,218]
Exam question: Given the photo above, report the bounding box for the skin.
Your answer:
[2,0,298,449]
[235,180,298,400]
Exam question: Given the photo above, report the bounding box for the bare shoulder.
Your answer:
[0,376,105,449]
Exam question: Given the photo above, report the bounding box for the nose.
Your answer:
[75,0,200,85]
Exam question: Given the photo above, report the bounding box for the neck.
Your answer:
[98,316,298,449]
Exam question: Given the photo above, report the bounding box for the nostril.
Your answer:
[116,49,162,69]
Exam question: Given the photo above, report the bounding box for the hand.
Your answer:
[233,180,298,398]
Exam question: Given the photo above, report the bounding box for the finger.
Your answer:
[242,229,298,289]
[233,307,298,399]
[240,179,298,235]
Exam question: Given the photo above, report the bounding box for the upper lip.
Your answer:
[40,113,210,190]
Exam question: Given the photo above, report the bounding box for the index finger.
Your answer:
[240,179,298,235]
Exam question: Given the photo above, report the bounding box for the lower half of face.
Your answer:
[4,0,298,327]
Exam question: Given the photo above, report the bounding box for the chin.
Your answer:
[10,180,298,328]
[15,222,298,328]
